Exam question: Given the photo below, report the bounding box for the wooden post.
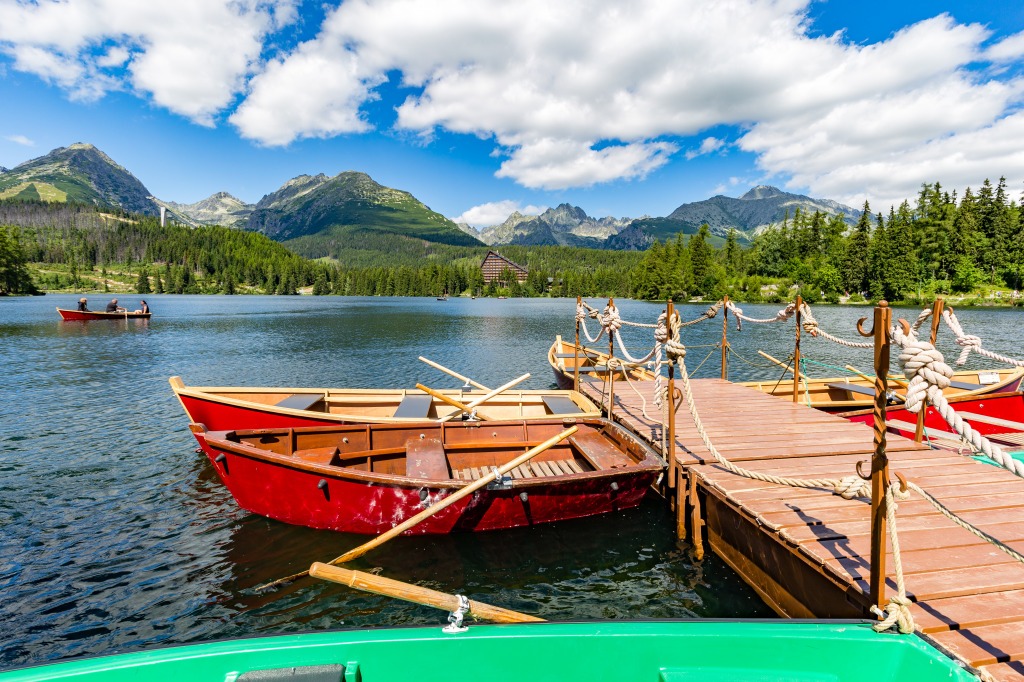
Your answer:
[721,294,729,379]
[792,294,802,403]
[868,300,892,610]
[607,297,615,418]
[574,296,581,393]
[667,300,676,493]
[914,298,945,442]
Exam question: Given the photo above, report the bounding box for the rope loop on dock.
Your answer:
[890,324,1024,479]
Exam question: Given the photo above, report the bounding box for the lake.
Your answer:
[1,294,1020,669]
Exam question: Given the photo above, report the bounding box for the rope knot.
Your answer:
[665,338,686,362]
[871,595,915,634]
[899,339,953,413]
[833,475,870,500]
[776,302,796,322]
[601,304,622,334]
[954,334,982,366]
[654,312,669,344]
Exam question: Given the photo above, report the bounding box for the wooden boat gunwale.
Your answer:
[548,336,659,389]
[170,376,602,425]
[196,417,664,491]
[738,365,1024,410]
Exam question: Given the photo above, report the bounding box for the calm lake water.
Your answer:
[1,294,1020,669]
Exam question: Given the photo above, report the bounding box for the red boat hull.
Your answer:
[57,308,152,320]
[191,430,658,534]
[845,391,1024,439]
[178,393,341,430]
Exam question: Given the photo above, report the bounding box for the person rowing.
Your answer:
[105,298,126,313]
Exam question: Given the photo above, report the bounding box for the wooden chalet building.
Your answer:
[481,250,528,283]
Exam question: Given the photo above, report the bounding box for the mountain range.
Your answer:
[0,143,862,255]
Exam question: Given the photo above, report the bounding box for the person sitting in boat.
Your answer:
[77,297,89,312]
[105,298,126,313]
[132,300,150,314]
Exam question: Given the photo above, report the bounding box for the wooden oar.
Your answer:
[417,384,496,421]
[436,373,530,423]
[310,563,544,623]
[255,425,577,592]
[418,357,490,391]
[757,350,808,380]
[844,365,910,390]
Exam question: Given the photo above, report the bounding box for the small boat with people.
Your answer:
[189,417,663,534]
[170,375,601,431]
[56,307,152,320]
[548,336,659,390]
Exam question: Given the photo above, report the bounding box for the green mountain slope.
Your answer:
[0,143,158,215]
[246,171,482,249]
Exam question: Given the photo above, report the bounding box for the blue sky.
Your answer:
[2,0,1024,227]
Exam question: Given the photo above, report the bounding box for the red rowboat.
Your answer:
[170,376,601,430]
[845,390,1024,450]
[57,307,152,320]
[190,418,663,534]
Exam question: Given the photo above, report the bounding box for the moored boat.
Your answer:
[57,307,152,320]
[738,366,1024,412]
[548,335,659,390]
[844,390,1024,454]
[190,417,663,533]
[0,621,976,682]
[170,376,601,430]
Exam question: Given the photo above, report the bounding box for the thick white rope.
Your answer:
[892,325,1024,478]
[799,303,874,349]
[725,300,797,326]
[667,316,871,500]
[870,482,914,633]
[942,308,1024,367]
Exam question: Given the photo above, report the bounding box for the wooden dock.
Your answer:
[581,377,1024,682]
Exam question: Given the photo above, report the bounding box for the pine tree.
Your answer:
[689,225,712,295]
[841,202,871,295]
[136,267,151,294]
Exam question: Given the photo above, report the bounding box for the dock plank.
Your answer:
[584,377,1024,681]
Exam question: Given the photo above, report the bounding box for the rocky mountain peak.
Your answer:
[739,185,786,201]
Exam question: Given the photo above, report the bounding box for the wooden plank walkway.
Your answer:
[581,377,1024,682]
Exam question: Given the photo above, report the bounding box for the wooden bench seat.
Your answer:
[826,382,876,397]
[453,459,586,480]
[274,393,325,411]
[542,395,583,415]
[293,446,339,465]
[949,380,983,390]
[405,437,450,480]
[569,432,633,470]
[958,411,1024,432]
[392,394,433,419]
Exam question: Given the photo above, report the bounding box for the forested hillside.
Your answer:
[632,179,1024,305]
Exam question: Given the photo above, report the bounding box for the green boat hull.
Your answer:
[0,621,972,682]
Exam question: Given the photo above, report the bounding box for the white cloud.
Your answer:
[686,137,725,160]
[5,0,1024,206]
[229,0,1024,201]
[5,135,35,146]
[452,200,547,227]
[0,0,298,124]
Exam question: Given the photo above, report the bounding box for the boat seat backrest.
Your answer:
[405,437,450,480]
[273,393,325,411]
[826,382,876,397]
[393,394,433,419]
[542,395,582,415]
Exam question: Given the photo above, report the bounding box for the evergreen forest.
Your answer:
[2,178,1023,305]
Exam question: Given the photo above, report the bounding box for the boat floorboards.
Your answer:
[581,377,1024,681]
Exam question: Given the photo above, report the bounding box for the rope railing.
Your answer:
[664,303,1024,636]
[941,307,1024,367]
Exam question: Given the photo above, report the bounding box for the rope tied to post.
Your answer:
[798,303,874,349]
[870,482,915,633]
[890,324,1024,479]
